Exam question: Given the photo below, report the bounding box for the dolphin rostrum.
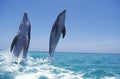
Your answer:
[10,12,31,64]
[49,10,66,59]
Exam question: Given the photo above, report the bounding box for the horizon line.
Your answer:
[0,48,120,54]
[28,50,120,54]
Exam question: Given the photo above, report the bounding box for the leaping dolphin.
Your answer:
[49,10,66,59]
[10,12,31,64]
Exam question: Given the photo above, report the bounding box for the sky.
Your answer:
[0,0,120,53]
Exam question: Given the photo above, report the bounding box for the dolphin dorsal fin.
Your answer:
[62,26,66,38]
[10,35,18,52]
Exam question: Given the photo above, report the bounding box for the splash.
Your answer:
[0,49,83,79]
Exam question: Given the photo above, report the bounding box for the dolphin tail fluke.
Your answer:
[10,35,18,52]
[62,26,66,38]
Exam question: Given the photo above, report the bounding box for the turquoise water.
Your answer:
[0,49,120,79]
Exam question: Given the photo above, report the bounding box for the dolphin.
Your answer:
[10,12,31,64]
[49,10,66,59]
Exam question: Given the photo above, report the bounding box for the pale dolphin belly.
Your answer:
[13,36,26,58]
[49,31,62,57]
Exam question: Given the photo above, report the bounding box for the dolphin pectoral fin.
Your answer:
[62,26,66,38]
[10,35,18,52]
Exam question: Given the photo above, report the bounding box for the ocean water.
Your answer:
[0,49,120,79]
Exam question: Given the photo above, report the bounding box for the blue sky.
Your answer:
[0,0,120,53]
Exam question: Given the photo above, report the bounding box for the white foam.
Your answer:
[102,76,118,79]
[0,49,83,79]
[16,70,56,79]
[1,49,119,79]
[15,64,83,79]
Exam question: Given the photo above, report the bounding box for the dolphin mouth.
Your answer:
[24,12,27,17]
[62,10,66,14]
[23,12,28,21]
[63,10,66,13]
[59,10,66,16]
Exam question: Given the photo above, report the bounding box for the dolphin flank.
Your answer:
[10,12,31,64]
[49,10,66,58]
